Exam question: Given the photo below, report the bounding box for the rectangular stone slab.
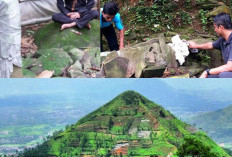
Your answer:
[142,65,166,78]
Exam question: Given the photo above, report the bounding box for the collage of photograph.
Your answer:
[0,0,232,157]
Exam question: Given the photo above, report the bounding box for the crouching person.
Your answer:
[189,13,232,78]
[100,1,124,52]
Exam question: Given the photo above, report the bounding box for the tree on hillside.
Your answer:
[176,136,219,157]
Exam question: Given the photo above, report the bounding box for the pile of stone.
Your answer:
[101,34,178,78]
[101,34,224,78]
[23,47,100,78]
[22,20,100,78]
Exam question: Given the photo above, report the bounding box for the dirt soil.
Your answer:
[21,22,48,57]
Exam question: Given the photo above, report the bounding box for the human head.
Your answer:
[213,13,232,30]
[102,1,119,22]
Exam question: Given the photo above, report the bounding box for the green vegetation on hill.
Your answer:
[19,91,230,157]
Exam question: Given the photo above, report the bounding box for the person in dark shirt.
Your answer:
[189,13,232,78]
[52,0,99,30]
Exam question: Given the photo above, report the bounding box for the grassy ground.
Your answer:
[101,0,231,48]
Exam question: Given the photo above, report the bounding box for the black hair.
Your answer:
[213,13,232,29]
[103,1,119,15]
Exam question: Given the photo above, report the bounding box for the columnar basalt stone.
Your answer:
[67,48,85,62]
[84,47,101,68]
[188,67,205,77]
[142,65,166,78]
[22,20,100,78]
[101,34,177,78]
[68,60,90,78]
[120,46,147,78]
[30,65,44,75]
[103,57,129,78]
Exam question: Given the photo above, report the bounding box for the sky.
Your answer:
[0,78,231,103]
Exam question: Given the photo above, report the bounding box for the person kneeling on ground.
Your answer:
[189,13,232,78]
[52,0,99,30]
[100,1,124,52]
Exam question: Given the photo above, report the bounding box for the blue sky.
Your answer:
[0,78,231,102]
[0,78,231,94]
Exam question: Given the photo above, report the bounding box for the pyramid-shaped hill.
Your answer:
[20,91,229,157]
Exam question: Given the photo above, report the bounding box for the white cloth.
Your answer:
[0,0,22,78]
[19,0,60,26]
[19,0,98,26]
[168,35,189,65]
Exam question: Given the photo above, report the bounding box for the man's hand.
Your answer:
[67,12,81,20]
[188,41,213,50]
[188,41,198,49]
[199,71,208,78]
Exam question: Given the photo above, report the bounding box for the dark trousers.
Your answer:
[101,24,119,52]
[207,71,232,78]
[52,10,99,29]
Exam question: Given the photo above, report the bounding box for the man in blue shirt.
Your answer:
[101,2,124,52]
[189,13,232,78]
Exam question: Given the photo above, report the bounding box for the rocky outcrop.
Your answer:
[101,34,224,78]
[23,47,100,78]
[22,20,100,78]
[206,2,232,17]
[101,34,177,78]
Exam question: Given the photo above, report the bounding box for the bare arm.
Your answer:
[200,61,232,78]
[188,41,214,50]
[210,61,232,74]
[119,28,124,50]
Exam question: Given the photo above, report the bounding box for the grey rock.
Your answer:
[23,57,42,69]
[67,48,85,62]
[103,57,129,78]
[68,60,83,78]
[84,47,101,68]
[188,67,204,77]
[142,65,166,78]
[82,58,92,73]
[30,65,44,75]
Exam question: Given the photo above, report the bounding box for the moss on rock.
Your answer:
[34,20,100,50]
[22,69,36,78]
[37,48,73,76]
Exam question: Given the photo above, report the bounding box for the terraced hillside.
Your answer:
[19,91,230,157]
